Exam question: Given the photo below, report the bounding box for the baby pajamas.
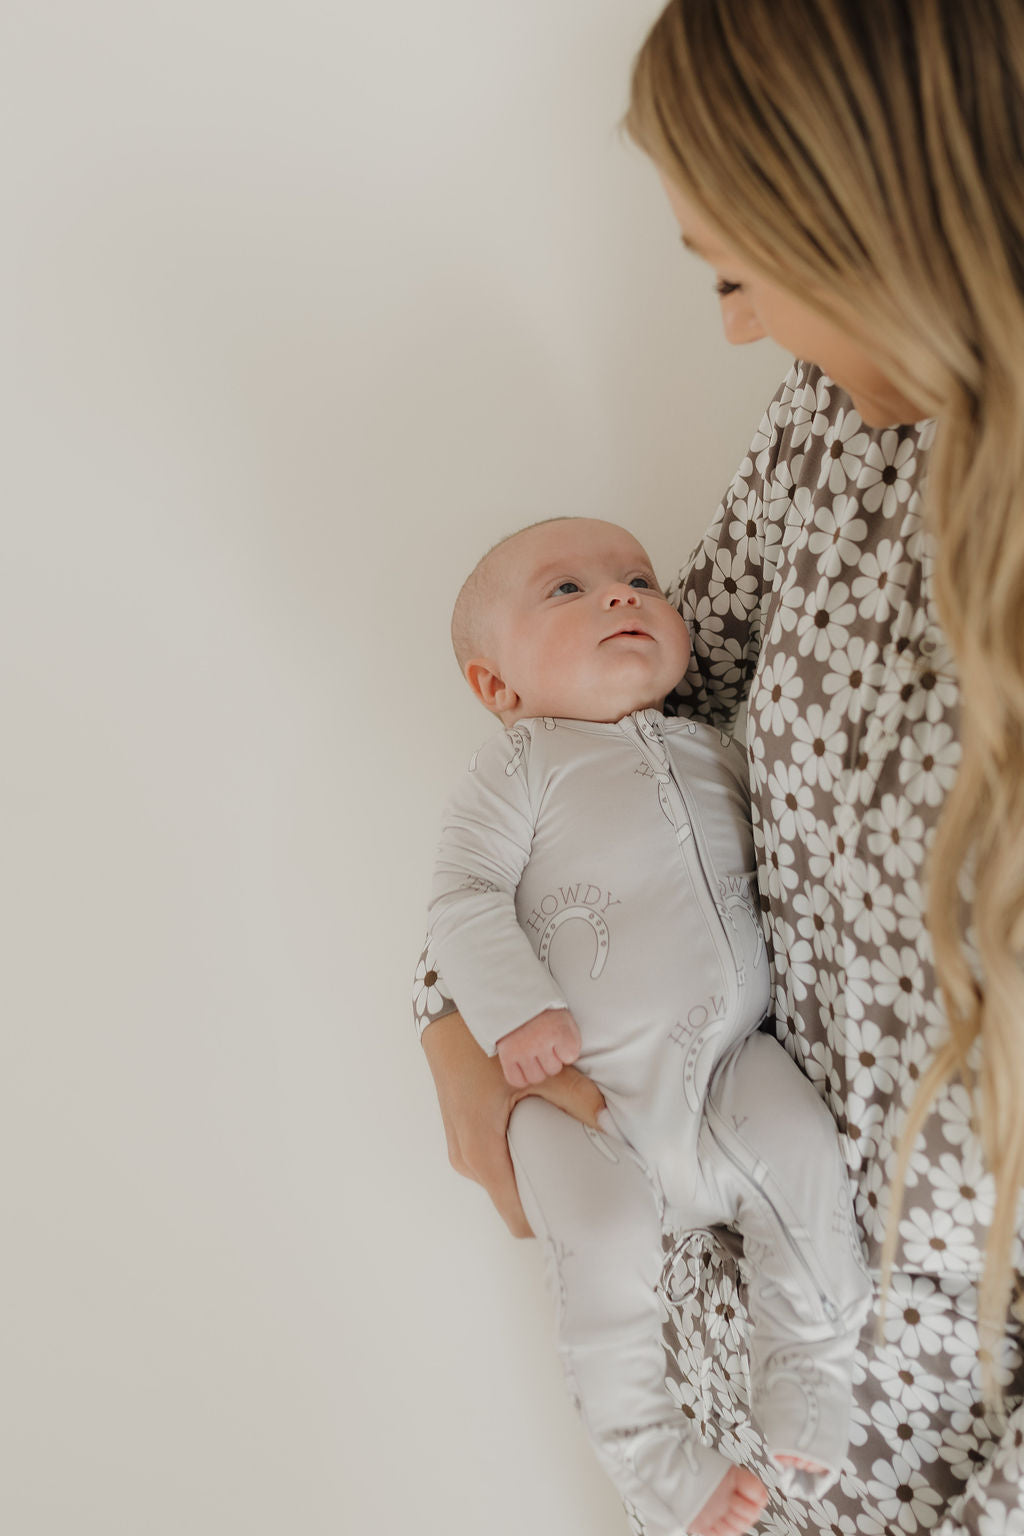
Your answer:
[428,711,871,1530]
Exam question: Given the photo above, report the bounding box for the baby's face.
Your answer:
[483,520,692,724]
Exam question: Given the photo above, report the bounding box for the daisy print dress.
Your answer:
[415,362,1024,1535]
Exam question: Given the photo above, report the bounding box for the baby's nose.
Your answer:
[605,585,641,607]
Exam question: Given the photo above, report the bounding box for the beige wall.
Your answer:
[5,4,786,1533]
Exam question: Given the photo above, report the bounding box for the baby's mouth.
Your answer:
[603,625,653,642]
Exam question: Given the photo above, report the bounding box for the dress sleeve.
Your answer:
[422,729,568,1054]
[665,360,808,736]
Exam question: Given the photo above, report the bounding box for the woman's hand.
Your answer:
[421,1010,606,1238]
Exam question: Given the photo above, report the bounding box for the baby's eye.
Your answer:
[629,577,653,589]
[715,279,743,298]
[551,580,581,596]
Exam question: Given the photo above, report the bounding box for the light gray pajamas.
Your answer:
[428,710,871,1531]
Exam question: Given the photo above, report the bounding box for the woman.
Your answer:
[415,2,1024,1530]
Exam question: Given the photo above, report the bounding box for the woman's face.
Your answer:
[659,173,927,427]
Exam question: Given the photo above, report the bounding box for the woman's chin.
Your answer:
[847,386,929,429]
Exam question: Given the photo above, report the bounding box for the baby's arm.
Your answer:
[428,731,569,1055]
[496,1006,582,1088]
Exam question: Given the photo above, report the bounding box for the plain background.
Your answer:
[5,3,787,1533]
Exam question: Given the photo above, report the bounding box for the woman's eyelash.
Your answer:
[715,279,742,297]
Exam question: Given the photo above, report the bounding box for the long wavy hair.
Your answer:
[625,0,1024,1397]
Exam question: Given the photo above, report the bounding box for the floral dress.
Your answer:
[414,361,1024,1535]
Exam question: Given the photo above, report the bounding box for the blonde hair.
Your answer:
[626,0,1024,1396]
[451,517,575,674]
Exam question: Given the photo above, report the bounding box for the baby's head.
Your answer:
[451,517,691,727]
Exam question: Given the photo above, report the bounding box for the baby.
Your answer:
[426,517,871,1535]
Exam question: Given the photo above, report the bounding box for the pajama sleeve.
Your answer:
[426,729,568,1056]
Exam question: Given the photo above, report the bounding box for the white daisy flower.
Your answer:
[813,965,844,1042]
[412,951,449,1024]
[726,487,765,565]
[901,653,960,725]
[841,1093,886,1167]
[898,1206,978,1274]
[863,794,927,883]
[709,546,761,620]
[818,407,871,494]
[881,1274,953,1356]
[716,1412,764,1470]
[765,760,817,841]
[852,539,912,623]
[868,1350,945,1416]
[770,913,816,1000]
[807,492,870,576]
[942,1311,1019,1395]
[926,1149,994,1229]
[898,719,961,807]
[843,950,879,1024]
[856,1149,895,1238]
[937,1427,991,1485]
[869,1399,942,1470]
[843,1015,901,1097]
[813,1498,859,1535]
[856,430,918,516]
[755,651,805,736]
[899,1026,933,1099]
[797,575,858,662]
[870,943,926,1025]
[709,635,755,692]
[845,856,898,947]
[802,1036,842,1098]
[763,458,801,529]
[821,634,884,722]
[792,880,837,962]
[790,703,849,792]
[684,591,726,659]
[863,1456,943,1530]
[802,815,839,886]
[790,373,835,449]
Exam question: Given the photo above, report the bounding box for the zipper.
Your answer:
[704,1096,840,1324]
[621,716,742,1009]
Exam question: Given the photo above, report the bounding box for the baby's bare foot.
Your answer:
[773,1453,829,1475]
[689,1465,769,1536]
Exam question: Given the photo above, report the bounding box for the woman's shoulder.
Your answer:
[756,361,935,512]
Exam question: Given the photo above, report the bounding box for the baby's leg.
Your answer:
[508,1097,765,1536]
[702,1034,873,1500]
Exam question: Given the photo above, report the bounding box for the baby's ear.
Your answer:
[464,659,519,717]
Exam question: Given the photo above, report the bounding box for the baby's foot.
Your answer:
[688,1465,769,1536]
[773,1453,829,1475]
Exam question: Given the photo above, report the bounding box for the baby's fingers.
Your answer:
[509,1053,554,1086]
[553,1014,582,1063]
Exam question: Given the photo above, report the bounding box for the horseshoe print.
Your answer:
[537,906,610,979]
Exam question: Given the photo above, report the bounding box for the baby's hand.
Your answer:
[689,1465,768,1536]
[496,1008,582,1088]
